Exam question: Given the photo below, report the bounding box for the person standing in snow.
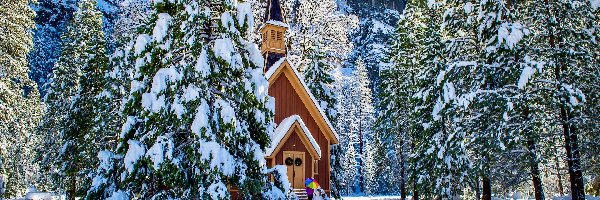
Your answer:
[306,186,314,200]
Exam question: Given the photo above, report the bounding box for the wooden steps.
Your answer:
[293,189,308,200]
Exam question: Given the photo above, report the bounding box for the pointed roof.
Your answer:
[264,0,284,22]
[266,58,340,144]
[266,115,321,159]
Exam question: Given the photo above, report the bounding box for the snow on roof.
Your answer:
[265,57,286,79]
[259,21,290,32]
[266,115,321,158]
[265,20,289,28]
[265,57,340,143]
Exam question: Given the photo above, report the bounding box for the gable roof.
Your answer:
[265,57,340,144]
[266,115,321,159]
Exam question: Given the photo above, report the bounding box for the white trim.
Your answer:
[266,115,321,158]
[265,57,340,142]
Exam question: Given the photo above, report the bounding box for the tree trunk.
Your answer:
[561,107,585,200]
[68,175,76,200]
[413,178,419,200]
[544,0,586,197]
[527,139,545,200]
[482,176,491,200]
[358,116,364,194]
[555,155,564,196]
[400,148,406,200]
[523,107,544,200]
[475,176,481,200]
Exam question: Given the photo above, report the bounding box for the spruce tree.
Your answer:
[525,1,597,199]
[352,57,374,194]
[440,0,547,198]
[376,2,425,198]
[302,40,337,120]
[51,0,109,198]
[332,70,356,196]
[28,0,78,96]
[87,0,283,199]
[0,0,43,198]
[409,1,472,198]
[35,26,80,194]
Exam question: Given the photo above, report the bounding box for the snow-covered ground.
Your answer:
[550,195,600,200]
[341,196,409,200]
[340,195,600,200]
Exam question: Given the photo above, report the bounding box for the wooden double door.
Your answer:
[283,151,305,189]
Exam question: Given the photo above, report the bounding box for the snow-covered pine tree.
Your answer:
[408,1,471,198]
[342,142,358,195]
[35,24,80,198]
[437,0,547,198]
[351,57,374,194]
[112,0,152,43]
[579,6,600,193]
[29,0,119,96]
[376,2,425,197]
[44,0,110,198]
[332,68,357,196]
[463,0,550,198]
[0,0,43,197]
[87,0,284,199]
[362,139,379,195]
[35,0,103,194]
[28,0,78,96]
[328,67,344,198]
[523,1,598,199]
[302,40,337,122]
[281,0,356,72]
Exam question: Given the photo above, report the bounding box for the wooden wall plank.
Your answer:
[269,73,330,191]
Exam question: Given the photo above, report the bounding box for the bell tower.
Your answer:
[261,0,287,71]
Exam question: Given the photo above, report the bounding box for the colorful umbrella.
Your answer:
[305,177,320,189]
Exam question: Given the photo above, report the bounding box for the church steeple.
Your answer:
[264,0,284,22]
[260,0,287,71]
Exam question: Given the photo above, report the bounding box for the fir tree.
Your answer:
[51,0,109,198]
[409,1,471,198]
[441,0,548,198]
[0,0,43,197]
[28,0,78,97]
[332,68,357,196]
[302,40,337,120]
[525,1,597,199]
[87,1,283,199]
[376,2,424,198]
[351,57,374,194]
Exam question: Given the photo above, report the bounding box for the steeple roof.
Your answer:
[264,0,284,22]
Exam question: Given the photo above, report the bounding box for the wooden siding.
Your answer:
[269,72,330,191]
[273,129,314,185]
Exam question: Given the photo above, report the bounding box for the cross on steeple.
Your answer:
[261,0,288,71]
